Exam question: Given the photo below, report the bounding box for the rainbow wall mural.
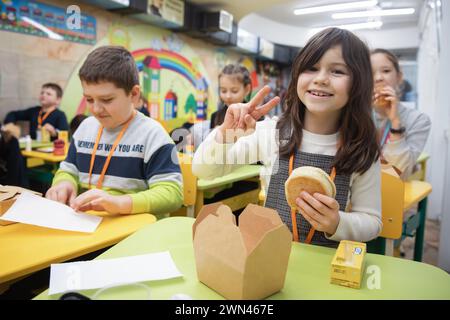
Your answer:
[76,48,209,122]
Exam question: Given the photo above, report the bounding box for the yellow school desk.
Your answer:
[35,217,450,300]
[21,150,66,163]
[195,165,262,216]
[19,141,53,150]
[0,213,156,292]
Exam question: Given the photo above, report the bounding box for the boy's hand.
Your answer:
[216,85,280,143]
[43,123,57,137]
[296,191,340,236]
[70,189,132,214]
[46,181,77,205]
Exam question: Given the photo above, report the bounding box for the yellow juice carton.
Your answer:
[330,240,366,289]
[58,130,69,153]
[41,127,50,142]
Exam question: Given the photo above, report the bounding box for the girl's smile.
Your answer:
[307,89,334,98]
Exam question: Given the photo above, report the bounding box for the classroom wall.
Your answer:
[424,0,450,272]
[0,0,256,129]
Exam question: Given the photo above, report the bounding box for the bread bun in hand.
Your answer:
[285,166,336,210]
[374,84,390,109]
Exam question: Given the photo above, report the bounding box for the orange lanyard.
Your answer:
[88,111,136,189]
[37,108,55,128]
[289,154,336,243]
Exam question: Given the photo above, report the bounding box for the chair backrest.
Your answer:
[177,152,197,206]
[379,171,405,239]
[408,152,429,182]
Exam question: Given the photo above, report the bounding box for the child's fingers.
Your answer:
[379,89,396,97]
[237,106,248,129]
[79,198,104,212]
[244,114,256,131]
[68,189,77,204]
[296,197,325,225]
[301,191,330,216]
[228,104,243,128]
[56,189,69,204]
[78,203,95,212]
[251,96,280,119]
[313,193,339,211]
[71,190,101,211]
[247,85,272,112]
[45,188,57,201]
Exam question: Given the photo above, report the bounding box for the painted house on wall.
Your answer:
[195,78,208,120]
[164,90,178,120]
[143,55,161,119]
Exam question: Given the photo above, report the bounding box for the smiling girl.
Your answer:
[193,28,382,247]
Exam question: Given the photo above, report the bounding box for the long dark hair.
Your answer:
[277,28,380,175]
[211,64,252,128]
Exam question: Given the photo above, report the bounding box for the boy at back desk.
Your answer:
[46,46,183,216]
[4,83,68,141]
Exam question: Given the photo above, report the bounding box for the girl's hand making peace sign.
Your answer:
[216,85,280,143]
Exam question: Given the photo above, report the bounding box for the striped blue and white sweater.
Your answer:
[53,112,183,215]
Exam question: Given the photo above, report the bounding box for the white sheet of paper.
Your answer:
[49,251,183,295]
[0,192,102,233]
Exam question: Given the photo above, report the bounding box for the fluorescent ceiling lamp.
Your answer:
[21,16,64,40]
[294,0,378,15]
[332,8,415,19]
[311,21,383,33]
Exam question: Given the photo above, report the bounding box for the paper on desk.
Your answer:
[49,251,183,295]
[0,192,102,233]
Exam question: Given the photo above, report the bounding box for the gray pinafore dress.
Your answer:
[265,150,351,248]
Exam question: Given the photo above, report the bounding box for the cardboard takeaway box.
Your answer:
[0,185,41,226]
[330,240,367,289]
[192,203,292,300]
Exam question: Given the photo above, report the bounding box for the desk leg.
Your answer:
[195,190,204,217]
[186,205,195,218]
[414,197,428,262]
[385,239,394,256]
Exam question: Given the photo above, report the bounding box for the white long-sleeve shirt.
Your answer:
[192,119,382,243]
[375,103,431,179]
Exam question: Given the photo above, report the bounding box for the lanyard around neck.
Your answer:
[380,120,391,148]
[372,111,391,148]
[289,154,336,243]
[88,111,136,189]
[38,107,55,128]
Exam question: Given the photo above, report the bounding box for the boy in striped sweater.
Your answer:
[46,46,183,216]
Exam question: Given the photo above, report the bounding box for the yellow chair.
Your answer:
[408,152,429,182]
[170,153,197,217]
[377,169,432,261]
[379,171,405,255]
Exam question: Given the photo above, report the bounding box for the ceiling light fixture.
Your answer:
[310,21,383,33]
[332,8,415,19]
[294,0,378,15]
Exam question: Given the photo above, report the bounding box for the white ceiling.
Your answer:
[190,0,424,30]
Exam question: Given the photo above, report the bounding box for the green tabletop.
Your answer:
[35,217,450,300]
[19,141,53,150]
[197,165,262,190]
